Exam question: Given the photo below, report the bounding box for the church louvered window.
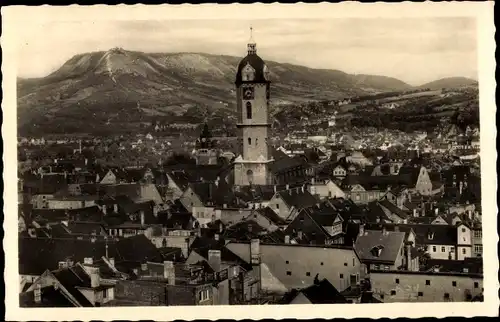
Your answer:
[246,102,252,119]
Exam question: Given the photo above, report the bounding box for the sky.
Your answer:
[15,17,477,85]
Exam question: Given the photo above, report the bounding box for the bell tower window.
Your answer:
[247,169,254,184]
[242,63,255,81]
[248,138,252,145]
[246,102,252,119]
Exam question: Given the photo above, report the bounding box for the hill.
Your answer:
[17,48,412,135]
[418,77,478,90]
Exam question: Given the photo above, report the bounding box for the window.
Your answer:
[344,263,348,266]
[285,260,289,264]
[462,248,466,254]
[248,138,252,145]
[391,290,396,296]
[395,278,400,284]
[441,247,446,253]
[462,228,466,233]
[340,274,344,278]
[246,102,252,119]
[452,281,457,287]
[426,280,431,286]
[473,230,482,238]
[432,246,437,252]
[374,264,380,270]
[474,282,479,288]
[380,294,385,300]
[198,289,210,302]
[103,288,108,299]
[474,245,483,254]
[444,293,450,299]
[246,169,254,184]
[418,292,423,297]
[286,271,292,276]
[320,262,324,266]
[353,258,355,266]
[306,272,311,277]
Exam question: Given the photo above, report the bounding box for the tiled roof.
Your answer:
[278,278,348,304]
[255,207,287,226]
[354,230,405,264]
[378,199,411,219]
[20,286,76,307]
[277,188,318,210]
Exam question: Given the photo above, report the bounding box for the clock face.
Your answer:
[243,87,254,100]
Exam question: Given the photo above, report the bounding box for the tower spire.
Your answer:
[247,26,257,55]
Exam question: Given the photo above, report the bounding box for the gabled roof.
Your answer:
[189,181,239,207]
[276,188,318,210]
[378,199,410,219]
[278,278,348,304]
[255,207,287,226]
[354,230,405,264]
[20,286,76,307]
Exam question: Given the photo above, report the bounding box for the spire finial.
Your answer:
[247,26,257,55]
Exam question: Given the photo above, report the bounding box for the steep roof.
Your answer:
[278,278,348,304]
[277,188,318,210]
[354,230,405,264]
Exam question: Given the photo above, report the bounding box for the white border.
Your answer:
[2,2,497,320]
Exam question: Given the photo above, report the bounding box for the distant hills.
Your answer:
[418,77,478,90]
[16,48,476,135]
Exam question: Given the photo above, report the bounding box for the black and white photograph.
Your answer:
[3,2,497,320]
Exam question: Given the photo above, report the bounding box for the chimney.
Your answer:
[286,184,289,190]
[358,224,365,236]
[459,181,463,195]
[219,222,223,233]
[163,261,175,285]
[140,210,145,226]
[382,226,388,235]
[435,207,439,216]
[208,250,222,273]
[394,225,400,232]
[87,267,101,288]
[85,158,88,166]
[284,235,290,244]
[311,177,315,185]
[214,233,220,241]
[273,185,277,193]
[297,230,303,240]
[34,284,42,304]
[406,242,412,271]
[114,204,118,213]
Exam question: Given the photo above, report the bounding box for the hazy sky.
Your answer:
[16,17,477,85]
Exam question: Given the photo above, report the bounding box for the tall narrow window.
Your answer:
[247,169,254,184]
[248,138,252,145]
[255,138,258,146]
[246,102,252,119]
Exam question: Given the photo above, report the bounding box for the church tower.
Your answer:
[233,28,273,186]
[195,123,218,165]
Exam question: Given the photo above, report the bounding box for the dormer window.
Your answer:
[370,245,384,257]
[428,232,434,240]
[263,64,270,80]
[242,63,255,81]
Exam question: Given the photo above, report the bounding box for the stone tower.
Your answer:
[195,123,218,165]
[233,28,273,186]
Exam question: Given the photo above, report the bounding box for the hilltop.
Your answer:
[17,48,412,135]
[418,77,478,90]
